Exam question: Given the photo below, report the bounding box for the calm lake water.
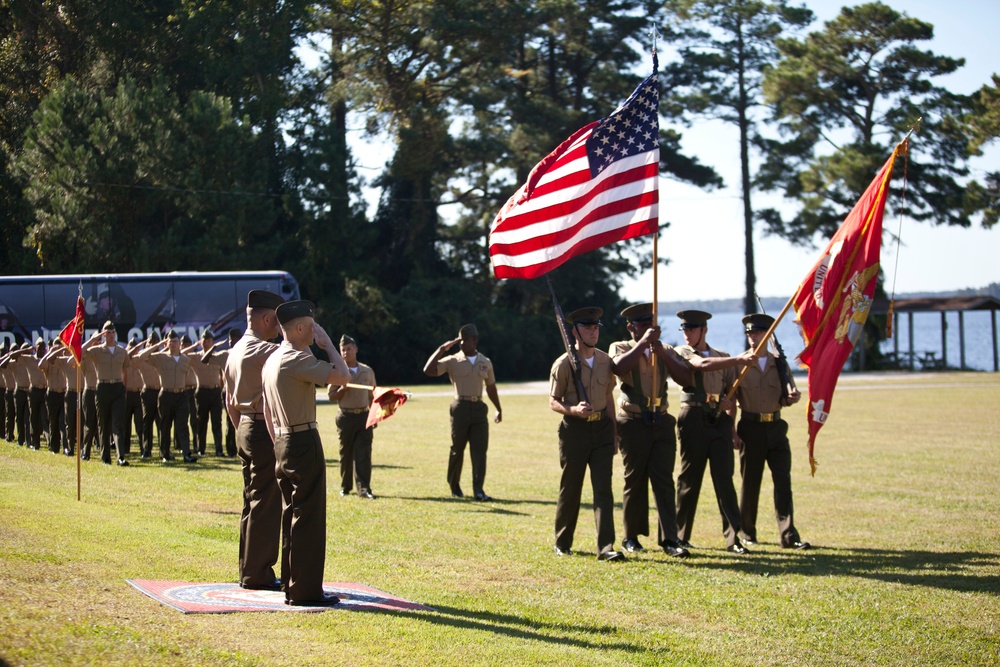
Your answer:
[657,310,999,372]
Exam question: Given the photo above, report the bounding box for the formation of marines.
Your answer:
[1,290,811,605]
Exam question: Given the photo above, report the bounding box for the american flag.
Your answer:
[489,74,660,279]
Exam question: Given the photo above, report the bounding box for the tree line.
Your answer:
[2,0,996,381]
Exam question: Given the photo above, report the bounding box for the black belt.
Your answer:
[457,395,481,402]
[160,388,184,393]
[98,380,123,384]
[340,408,369,415]
[741,411,780,423]
[274,422,318,435]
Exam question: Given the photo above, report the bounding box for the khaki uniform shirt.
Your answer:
[224,334,278,416]
[133,357,161,390]
[147,353,192,391]
[736,355,783,414]
[261,342,332,428]
[124,364,144,392]
[11,358,31,389]
[40,355,67,393]
[609,339,671,418]
[18,356,47,389]
[188,352,223,389]
[184,365,197,389]
[0,366,11,390]
[433,351,496,399]
[61,357,81,392]
[334,363,375,410]
[549,350,614,413]
[676,345,735,400]
[83,345,129,382]
[81,355,98,390]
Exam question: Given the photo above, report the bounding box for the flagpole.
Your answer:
[648,30,661,410]
[720,292,797,409]
[76,361,81,501]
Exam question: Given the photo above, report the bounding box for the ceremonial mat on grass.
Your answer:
[127,579,432,614]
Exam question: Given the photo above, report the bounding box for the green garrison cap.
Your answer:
[621,303,654,322]
[340,334,357,347]
[567,307,603,326]
[275,300,315,325]
[247,290,284,310]
[676,310,712,328]
[458,324,479,339]
[742,313,775,332]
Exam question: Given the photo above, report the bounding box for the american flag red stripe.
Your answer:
[490,74,660,279]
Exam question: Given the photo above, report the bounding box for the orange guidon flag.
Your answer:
[57,296,86,363]
[793,144,903,475]
[366,387,409,429]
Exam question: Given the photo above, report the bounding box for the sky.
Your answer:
[338,0,999,303]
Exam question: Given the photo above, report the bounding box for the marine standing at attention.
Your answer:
[549,307,625,563]
[610,303,695,558]
[423,324,502,501]
[328,334,377,500]
[261,300,348,606]
[733,314,810,551]
[673,310,756,554]
[224,290,285,592]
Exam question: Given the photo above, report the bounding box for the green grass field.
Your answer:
[1,372,998,666]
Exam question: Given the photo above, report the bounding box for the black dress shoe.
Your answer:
[727,540,750,555]
[240,579,282,591]
[450,486,464,498]
[742,536,759,547]
[622,538,646,553]
[662,541,690,558]
[161,455,174,463]
[81,453,90,460]
[117,458,130,466]
[473,491,493,502]
[597,550,626,562]
[182,455,198,463]
[102,458,112,465]
[553,546,573,556]
[285,593,340,607]
[215,449,223,456]
[676,538,693,550]
[340,489,350,496]
[359,490,377,500]
[784,540,811,550]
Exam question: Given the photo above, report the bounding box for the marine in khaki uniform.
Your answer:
[181,335,199,454]
[674,310,755,554]
[185,331,225,456]
[82,323,131,465]
[122,337,145,455]
[38,340,68,455]
[733,314,810,550]
[134,331,198,463]
[223,290,284,591]
[0,342,11,441]
[132,333,162,459]
[328,334,377,499]
[79,347,99,460]
[206,328,241,457]
[0,343,32,446]
[261,300,348,606]
[423,324,502,501]
[549,307,625,562]
[21,339,49,450]
[610,303,695,558]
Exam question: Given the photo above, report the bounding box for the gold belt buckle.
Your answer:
[586,413,602,422]
[760,412,774,423]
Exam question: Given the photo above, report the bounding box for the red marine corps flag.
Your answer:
[793,144,904,475]
[58,296,86,363]
[366,387,409,429]
[488,66,660,279]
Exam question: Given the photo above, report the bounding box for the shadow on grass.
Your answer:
[688,545,1000,594]
[355,604,642,653]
